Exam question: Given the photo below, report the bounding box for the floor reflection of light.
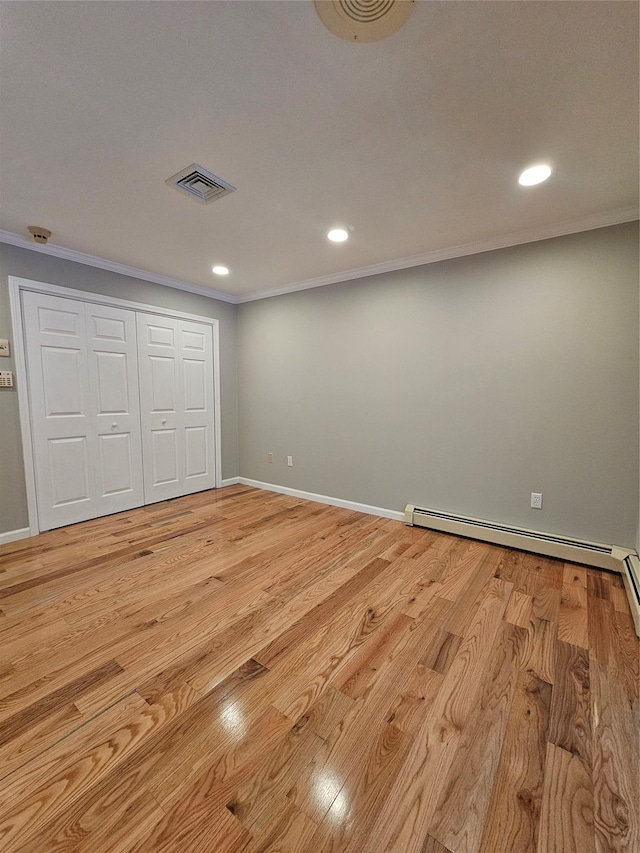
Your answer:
[330,787,349,820]
[315,771,349,822]
[220,700,246,737]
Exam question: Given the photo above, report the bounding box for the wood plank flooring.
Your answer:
[0,485,638,852]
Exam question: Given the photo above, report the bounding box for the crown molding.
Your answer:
[2,206,637,306]
[0,230,237,304]
[236,207,639,303]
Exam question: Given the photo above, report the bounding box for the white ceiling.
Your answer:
[0,1,638,302]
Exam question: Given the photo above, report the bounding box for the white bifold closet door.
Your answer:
[136,313,215,504]
[22,291,144,530]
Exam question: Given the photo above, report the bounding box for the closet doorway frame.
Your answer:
[9,275,223,536]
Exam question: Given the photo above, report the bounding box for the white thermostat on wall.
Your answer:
[0,371,14,388]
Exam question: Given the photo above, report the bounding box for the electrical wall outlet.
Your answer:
[531,492,543,509]
[267,452,273,463]
[0,339,9,357]
[287,456,293,467]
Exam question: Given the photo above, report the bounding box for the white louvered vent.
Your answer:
[166,164,236,204]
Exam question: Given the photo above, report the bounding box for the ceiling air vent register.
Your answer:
[166,164,236,204]
[315,0,414,43]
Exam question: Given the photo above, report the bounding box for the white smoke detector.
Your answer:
[166,164,236,204]
[315,0,415,43]
[28,226,52,244]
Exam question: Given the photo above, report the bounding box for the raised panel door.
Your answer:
[22,291,95,529]
[86,303,144,511]
[137,314,215,503]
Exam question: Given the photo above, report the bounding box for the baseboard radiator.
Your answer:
[405,504,640,637]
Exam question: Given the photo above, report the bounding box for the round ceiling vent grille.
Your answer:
[315,0,415,43]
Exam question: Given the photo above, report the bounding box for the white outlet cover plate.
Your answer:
[531,493,543,509]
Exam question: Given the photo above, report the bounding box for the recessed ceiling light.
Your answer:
[327,228,349,242]
[212,265,229,275]
[518,164,552,186]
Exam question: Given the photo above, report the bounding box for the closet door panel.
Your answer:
[137,314,182,502]
[22,292,96,529]
[86,303,144,514]
[48,436,92,507]
[183,358,206,411]
[98,433,135,496]
[137,313,215,503]
[151,428,180,486]
[179,320,215,494]
[185,426,208,480]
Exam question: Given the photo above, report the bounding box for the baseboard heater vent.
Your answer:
[405,503,640,637]
[621,553,640,636]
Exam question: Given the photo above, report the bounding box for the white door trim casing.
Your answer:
[8,276,223,535]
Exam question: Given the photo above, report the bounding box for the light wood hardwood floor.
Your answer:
[0,485,638,852]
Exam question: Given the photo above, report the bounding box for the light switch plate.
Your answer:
[0,371,14,388]
[0,339,9,357]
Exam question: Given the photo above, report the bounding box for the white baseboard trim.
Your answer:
[0,528,32,546]
[238,478,405,522]
[220,477,242,487]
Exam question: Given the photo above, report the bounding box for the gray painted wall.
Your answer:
[0,244,238,534]
[238,222,639,548]
[3,223,638,547]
